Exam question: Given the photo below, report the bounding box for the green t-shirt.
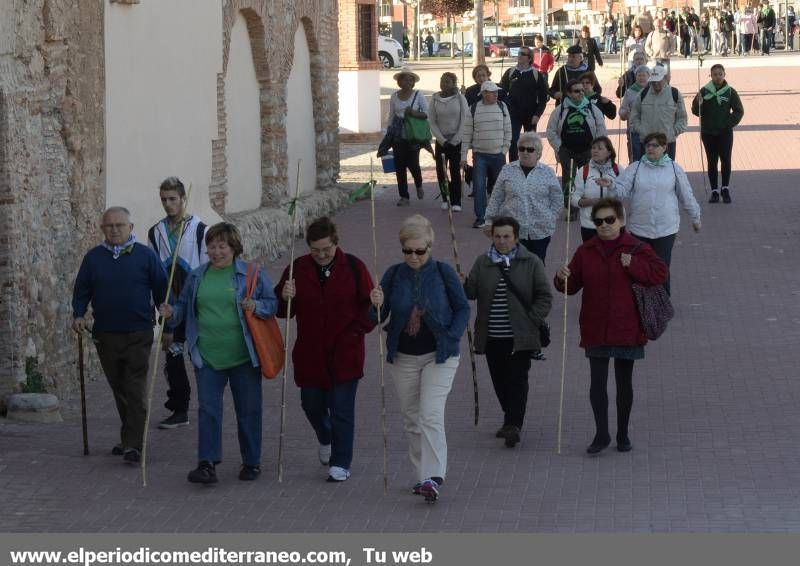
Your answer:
[197,264,251,370]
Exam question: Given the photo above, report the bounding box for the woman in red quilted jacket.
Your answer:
[554,198,667,455]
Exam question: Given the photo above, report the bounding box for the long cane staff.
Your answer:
[695,54,709,198]
[278,160,302,483]
[439,154,479,426]
[367,158,389,495]
[78,332,89,455]
[142,183,193,487]
[556,168,576,455]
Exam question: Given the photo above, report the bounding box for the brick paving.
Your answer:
[2,58,800,533]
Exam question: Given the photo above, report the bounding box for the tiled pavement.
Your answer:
[2,60,800,533]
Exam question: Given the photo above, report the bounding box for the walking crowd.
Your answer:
[72,13,749,505]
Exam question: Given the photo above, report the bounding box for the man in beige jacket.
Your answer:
[629,65,687,161]
[645,18,677,74]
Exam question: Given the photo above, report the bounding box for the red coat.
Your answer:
[554,231,668,348]
[275,249,376,388]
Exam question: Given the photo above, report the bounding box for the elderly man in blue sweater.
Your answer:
[72,207,168,463]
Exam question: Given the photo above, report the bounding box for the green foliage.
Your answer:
[425,0,474,18]
[21,357,47,394]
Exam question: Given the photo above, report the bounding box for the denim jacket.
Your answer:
[370,258,470,364]
[167,258,278,369]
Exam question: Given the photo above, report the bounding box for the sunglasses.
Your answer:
[518,146,538,153]
[402,248,429,256]
[592,215,617,227]
[570,89,583,94]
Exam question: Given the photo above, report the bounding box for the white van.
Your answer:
[378,35,404,69]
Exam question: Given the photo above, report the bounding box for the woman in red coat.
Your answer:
[554,198,667,455]
[275,217,376,482]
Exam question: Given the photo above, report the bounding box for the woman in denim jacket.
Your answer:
[369,215,470,502]
[159,223,277,485]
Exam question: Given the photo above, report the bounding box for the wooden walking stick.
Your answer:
[367,158,389,495]
[557,167,576,456]
[278,159,302,483]
[78,332,89,455]
[695,54,709,198]
[141,182,193,487]
[439,154,479,426]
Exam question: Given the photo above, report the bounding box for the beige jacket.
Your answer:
[645,29,677,58]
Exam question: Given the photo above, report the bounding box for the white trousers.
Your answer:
[389,352,459,481]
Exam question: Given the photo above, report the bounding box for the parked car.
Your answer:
[504,34,536,57]
[378,35,404,69]
[463,42,474,56]
[436,42,462,57]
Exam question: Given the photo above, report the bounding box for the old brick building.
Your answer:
[0,0,345,406]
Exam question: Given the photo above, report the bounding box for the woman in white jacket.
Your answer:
[428,72,468,212]
[607,132,701,294]
[571,136,624,242]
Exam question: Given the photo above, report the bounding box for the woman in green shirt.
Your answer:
[160,223,277,484]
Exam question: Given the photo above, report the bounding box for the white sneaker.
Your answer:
[440,202,449,210]
[452,205,462,212]
[327,466,351,482]
[318,443,331,466]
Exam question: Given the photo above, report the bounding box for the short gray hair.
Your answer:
[103,206,132,223]
[517,132,542,151]
[399,214,434,247]
[634,64,651,76]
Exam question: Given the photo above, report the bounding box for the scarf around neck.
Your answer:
[702,81,731,104]
[488,245,518,267]
[564,95,590,115]
[641,153,672,166]
[102,234,137,259]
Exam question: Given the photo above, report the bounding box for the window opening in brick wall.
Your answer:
[509,0,532,7]
[379,0,392,19]
[358,5,376,61]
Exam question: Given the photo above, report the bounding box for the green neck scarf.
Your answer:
[629,83,644,93]
[564,95,590,113]
[702,81,731,105]
[641,153,672,166]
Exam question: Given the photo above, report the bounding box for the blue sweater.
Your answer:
[72,243,168,332]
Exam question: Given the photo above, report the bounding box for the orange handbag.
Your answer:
[244,262,285,379]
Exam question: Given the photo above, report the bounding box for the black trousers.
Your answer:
[485,338,532,428]
[392,140,422,199]
[631,232,675,295]
[434,141,462,206]
[589,356,634,443]
[701,130,734,191]
[164,321,191,413]
[520,236,550,265]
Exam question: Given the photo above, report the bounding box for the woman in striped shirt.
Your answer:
[463,216,552,448]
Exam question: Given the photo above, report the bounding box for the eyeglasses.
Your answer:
[570,89,583,94]
[309,245,335,255]
[592,215,617,227]
[644,142,663,149]
[518,51,531,57]
[402,248,429,256]
[518,146,538,153]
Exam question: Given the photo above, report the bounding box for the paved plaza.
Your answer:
[2,57,800,533]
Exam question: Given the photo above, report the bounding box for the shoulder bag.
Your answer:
[403,91,432,144]
[495,265,551,348]
[245,262,285,379]
[629,244,674,340]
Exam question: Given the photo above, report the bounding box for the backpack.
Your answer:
[148,220,207,259]
[639,84,680,104]
[470,100,507,119]
[582,162,619,182]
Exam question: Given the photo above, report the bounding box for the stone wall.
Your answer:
[0,0,344,407]
[0,0,106,407]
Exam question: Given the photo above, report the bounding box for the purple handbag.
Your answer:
[630,244,674,340]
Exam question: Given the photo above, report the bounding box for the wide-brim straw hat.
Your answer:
[393,68,421,82]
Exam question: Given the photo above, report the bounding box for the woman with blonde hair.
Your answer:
[369,215,470,502]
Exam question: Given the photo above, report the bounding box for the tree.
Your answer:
[474,0,485,65]
[426,0,474,18]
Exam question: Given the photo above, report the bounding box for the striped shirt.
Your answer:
[488,265,513,338]
[460,101,512,160]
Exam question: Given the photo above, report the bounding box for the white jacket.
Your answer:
[613,158,701,239]
[545,101,607,153]
[571,160,624,229]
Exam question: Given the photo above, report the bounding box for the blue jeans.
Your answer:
[472,152,506,222]
[196,362,263,467]
[300,379,359,469]
[628,131,642,163]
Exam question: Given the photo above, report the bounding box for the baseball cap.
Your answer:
[480,81,499,93]
[648,65,667,82]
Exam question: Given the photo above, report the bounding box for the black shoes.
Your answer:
[709,190,720,203]
[503,426,521,448]
[617,437,633,452]
[721,187,732,203]
[188,461,218,484]
[238,464,261,481]
[495,425,511,438]
[122,448,141,463]
[586,436,611,455]
[158,411,189,429]
[111,444,125,456]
